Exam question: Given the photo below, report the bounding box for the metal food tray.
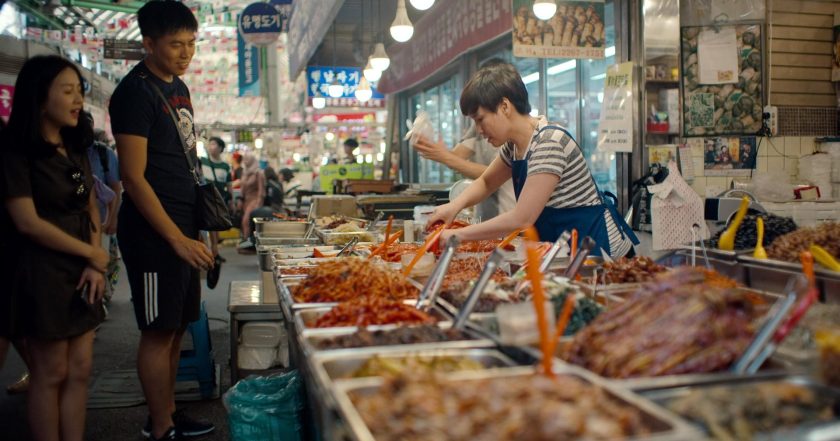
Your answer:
[315,229,381,245]
[253,219,310,236]
[277,276,423,313]
[254,233,320,247]
[269,245,342,260]
[293,302,445,335]
[637,373,840,440]
[299,322,495,357]
[674,244,750,284]
[739,255,840,299]
[331,365,703,441]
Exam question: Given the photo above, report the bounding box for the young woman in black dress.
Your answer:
[0,55,109,441]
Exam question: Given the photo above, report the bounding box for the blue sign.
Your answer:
[238,32,260,97]
[306,66,386,107]
[268,0,293,33]
[238,2,282,46]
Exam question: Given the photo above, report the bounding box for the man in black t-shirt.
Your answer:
[109,2,214,440]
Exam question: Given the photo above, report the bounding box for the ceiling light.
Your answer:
[325,132,335,141]
[255,138,264,149]
[390,0,414,42]
[327,79,344,98]
[363,59,382,82]
[355,77,373,102]
[533,0,557,20]
[370,43,390,71]
[409,0,434,10]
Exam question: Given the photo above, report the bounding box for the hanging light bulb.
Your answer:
[312,91,326,109]
[355,77,373,102]
[370,43,390,71]
[409,0,434,10]
[363,58,382,82]
[390,0,414,42]
[532,0,557,20]
[327,78,344,98]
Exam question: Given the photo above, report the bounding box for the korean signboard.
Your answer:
[512,0,606,59]
[238,2,283,46]
[307,66,386,108]
[597,62,634,153]
[288,0,342,79]
[238,32,260,97]
[320,163,375,194]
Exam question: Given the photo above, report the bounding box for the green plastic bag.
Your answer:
[224,370,304,441]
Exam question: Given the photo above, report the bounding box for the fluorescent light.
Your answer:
[591,73,606,80]
[255,138,264,149]
[547,60,576,75]
[365,153,373,163]
[605,46,615,57]
[522,72,540,84]
[376,152,384,161]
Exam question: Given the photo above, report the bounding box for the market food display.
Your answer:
[778,304,840,354]
[316,215,361,229]
[278,266,315,277]
[767,222,840,264]
[348,355,484,378]
[373,242,422,263]
[313,297,436,328]
[291,258,418,303]
[561,268,764,378]
[456,239,515,254]
[595,256,667,284]
[706,213,798,250]
[352,373,654,440]
[314,326,474,350]
[440,257,509,292]
[663,382,837,440]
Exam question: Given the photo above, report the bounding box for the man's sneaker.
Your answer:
[149,427,183,441]
[142,411,214,438]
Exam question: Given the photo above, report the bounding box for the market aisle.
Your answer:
[0,246,259,441]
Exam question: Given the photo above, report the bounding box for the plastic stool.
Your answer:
[177,301,216,399]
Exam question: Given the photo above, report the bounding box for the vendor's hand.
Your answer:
[425,203,460,232]
[88,246,109,273]
[77,266,106,304]
[171,235,215,271]
[413,135,452,164]
[439,228,459,246]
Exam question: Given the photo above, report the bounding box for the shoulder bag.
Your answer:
[141,73,232,231]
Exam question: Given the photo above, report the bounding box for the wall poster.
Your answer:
[700,136,757,177]
[681,23,764,137]
[512,0,606,59]
[597,62,634,153]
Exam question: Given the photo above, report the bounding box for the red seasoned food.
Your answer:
[562,267,764,378]
[315,326,474,350]
[292,258,418,303]
[313,297,436,328]
[595,256,667,284]
[425,219,470,233]
[440,257,509,292]
[376,242,422,263]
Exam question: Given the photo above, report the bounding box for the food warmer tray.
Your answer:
[253,219,310,236]
[738,255,840,301]
[330,365,704,441]
[292,302,448,336]
[254,233,320,247]
[259,246,340,272]
[277,277,423,314]
[673,244,751,284]
[636,373,840,440]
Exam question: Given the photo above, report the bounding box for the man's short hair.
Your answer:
[344,138,359,149]
[138,1,198,40]
[209,136,225,150]
[460,63,530,117]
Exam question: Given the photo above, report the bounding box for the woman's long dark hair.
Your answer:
[2,55,92,157]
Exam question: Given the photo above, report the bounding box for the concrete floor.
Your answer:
[0,246,261,441]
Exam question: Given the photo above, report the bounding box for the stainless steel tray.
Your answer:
[254,233,320,247]
[277,276,423,314]
[293,302,445,334]
[739,255,840,298]
[254,219,309,236]
[331,365,703,441]
[270,245,341,260]
[299,325,495,356]
[638,374,840,440]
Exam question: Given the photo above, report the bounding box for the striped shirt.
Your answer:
[499,117,632,257]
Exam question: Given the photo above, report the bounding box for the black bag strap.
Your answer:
[139,72,201,186]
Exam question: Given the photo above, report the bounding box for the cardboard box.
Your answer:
[309,195,359,218]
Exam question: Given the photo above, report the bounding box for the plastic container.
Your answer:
[238,346,278,370]
[241,322,284,348]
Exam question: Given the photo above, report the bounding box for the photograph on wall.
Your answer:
[681,23,763,136]
[512,0,606,59]
[648,145,678,169]
[832,12,840,82]
[703,136,757,176]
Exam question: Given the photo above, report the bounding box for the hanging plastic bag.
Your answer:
[224,370,305,441]
[405,110,436,146]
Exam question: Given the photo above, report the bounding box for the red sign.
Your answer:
[377,0,512,94]
[0,85,13,121]
[313,112,377,122]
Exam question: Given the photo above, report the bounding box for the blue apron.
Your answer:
[511,125,638,255]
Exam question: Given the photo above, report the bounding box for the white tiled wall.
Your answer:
[685,136,819,197]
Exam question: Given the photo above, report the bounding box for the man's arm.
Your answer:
[115,134,214,270]
[413,136,489,179]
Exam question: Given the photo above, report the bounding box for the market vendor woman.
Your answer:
[427,63,638,257]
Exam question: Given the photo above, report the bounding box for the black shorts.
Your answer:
[119,231,200,331]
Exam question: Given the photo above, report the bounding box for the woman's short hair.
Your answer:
[209,136,225,150]
[2,55,92,157]
[460,63,530,117]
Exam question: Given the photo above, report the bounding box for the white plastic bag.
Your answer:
[404,110,436,146]
[798,153,832,199]
[747,172,795,202]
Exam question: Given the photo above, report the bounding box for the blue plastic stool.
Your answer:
[177,301,216,399]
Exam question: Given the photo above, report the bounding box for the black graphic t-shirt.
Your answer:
[109,61,198,232]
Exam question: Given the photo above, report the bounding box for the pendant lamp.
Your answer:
[409,0,434,10]
[363,58,382,82]
[355,77,373,102]
[533,0,557,20]
[390,0,413,42]
[370,43,390,71]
